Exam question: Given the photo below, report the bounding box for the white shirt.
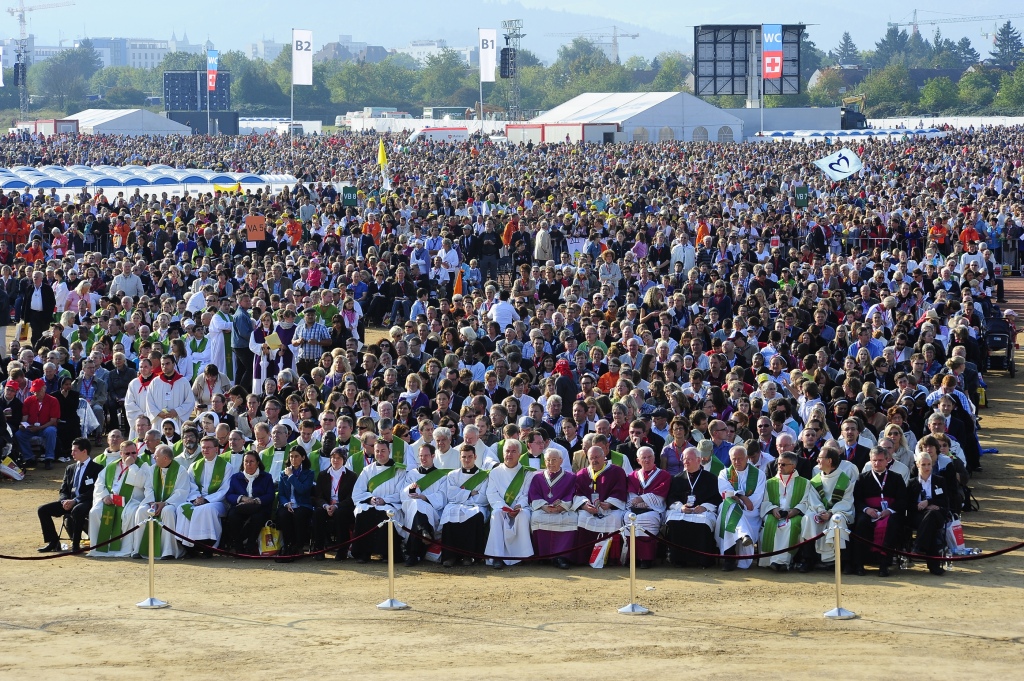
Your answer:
[30,286,43,311]
[487,300,521,331]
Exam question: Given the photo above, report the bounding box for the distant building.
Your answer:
[394,39,477,67]
[357,46,391,64]
[251,38,286,62]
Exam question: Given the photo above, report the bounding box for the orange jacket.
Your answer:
[285,219,303,246]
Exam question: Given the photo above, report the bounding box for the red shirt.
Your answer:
[22,393,60,425]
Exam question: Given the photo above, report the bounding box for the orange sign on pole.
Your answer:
[245,216,266,242]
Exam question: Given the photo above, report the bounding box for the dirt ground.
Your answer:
[2,332,1023,680]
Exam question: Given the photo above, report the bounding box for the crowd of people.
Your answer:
[7,125,1021,577]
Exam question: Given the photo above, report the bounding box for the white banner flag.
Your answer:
[813,148,863,182]
[479,28,497,83]
[292,29,313,86]
[0,47,4,87]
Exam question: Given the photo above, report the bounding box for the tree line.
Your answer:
[4,22,1024,123]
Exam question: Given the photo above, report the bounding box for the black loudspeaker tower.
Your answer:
[500,47,516,79]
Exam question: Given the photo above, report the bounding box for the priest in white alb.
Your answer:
[484,439,534,568]
[716,443,766,571]
[89,441,149,557]
[400,443,449,566]
[176,436,235,557]
[807,443,858,566]
[758,451,820,571]
[207,298,234,381]
[145,354,196,435]
[439,444,490,568]
[134,444,191,560]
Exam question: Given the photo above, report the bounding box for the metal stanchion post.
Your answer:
[823,520,855,620]
[137,511,169,609]
[618,513,649,615]
[377,510,409,611]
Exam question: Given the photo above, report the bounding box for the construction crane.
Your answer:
[888,11,1024,35]
[544,25,639,64]
[6,0,75,116]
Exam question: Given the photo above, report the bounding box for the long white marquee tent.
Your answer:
[0,165,297,190]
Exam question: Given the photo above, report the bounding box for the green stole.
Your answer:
[95,461,138,553]
[180,455,229,521]
[460,469,489,490]
[810,472,851,510]
[385,438,406,467]
[292,438,323,472]
[111,332,130,354]
[217,312,234,380]
[609,450,627,469]
[519,452,543,471]
[139,461,181,558]
[718,465,761,538]
[71,330,95,353]
[260,446,286,474]
[706,457,725,476]
[188,337,209,381]
[502,466,529,507]
[761,476,809,556]
[342,438,366,473]
[413,467,449,491]
[367,464,401,492]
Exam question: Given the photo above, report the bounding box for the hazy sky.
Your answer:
[8,0,1017,60]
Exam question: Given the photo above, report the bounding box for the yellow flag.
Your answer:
[214,182,242,194]
[377,138,388,167]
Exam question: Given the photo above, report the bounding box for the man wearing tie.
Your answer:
[20,270,55,346]
[37,438,101,553]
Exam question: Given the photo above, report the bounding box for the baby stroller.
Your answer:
[984,316,1016,378]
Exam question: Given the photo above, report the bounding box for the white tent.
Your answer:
[530,92,744,143]
[69,109,192,137]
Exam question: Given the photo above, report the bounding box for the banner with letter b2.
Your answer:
[292,29,313,86]
[762,24,782,80]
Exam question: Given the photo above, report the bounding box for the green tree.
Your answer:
[800,35,826,78]
[958,68,997,107]
[831,32,860,65]
[413,49,469,104]
[622,55,649,71]
[860,62,917,114]
[73,39,104,81]
[872,26,910,68]
[990,22,1024,69]
[103,86,147,106]
[549,38,611,89]
[808,68,846,106]
[993,63,1024,110]
[159,51,205,71]
[905,31,933,67]
[648,51,689,91]
[919,76,959,111]
[954,37,981,67]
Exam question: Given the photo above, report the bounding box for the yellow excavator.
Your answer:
[841,94,867,129]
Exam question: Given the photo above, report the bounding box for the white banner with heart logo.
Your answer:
[813,148,863,181]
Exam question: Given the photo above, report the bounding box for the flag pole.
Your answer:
[290,82,294,168]
[478,27,484,124]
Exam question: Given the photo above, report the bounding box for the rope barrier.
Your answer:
[399,523,613,562]
[160,521,388,560]
[646,527,827,560]
[0,524,142,561]
[849,533,1024,562]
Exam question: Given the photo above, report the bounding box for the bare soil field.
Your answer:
[2,329,1022,680]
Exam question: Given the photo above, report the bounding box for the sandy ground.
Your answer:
[2,332,1024,679]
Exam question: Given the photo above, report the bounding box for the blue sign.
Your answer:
[207,50,219,71]
[762,25,782,50]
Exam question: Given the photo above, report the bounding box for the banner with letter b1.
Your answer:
[479,29,497,83]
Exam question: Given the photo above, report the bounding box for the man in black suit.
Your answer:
[37,437,101,553]
[851,447,908,577]
[21,270,56,346]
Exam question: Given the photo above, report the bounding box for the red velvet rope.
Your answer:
[0,524,142,560]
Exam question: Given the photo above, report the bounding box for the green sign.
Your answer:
[793,185,809,208]
[341,186,358,207]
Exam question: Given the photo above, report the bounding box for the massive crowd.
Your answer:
[6,125,1022,577]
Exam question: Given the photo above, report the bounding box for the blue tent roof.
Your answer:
[0,165,295,188]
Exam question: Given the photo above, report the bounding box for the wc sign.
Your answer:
[762,24,783,79]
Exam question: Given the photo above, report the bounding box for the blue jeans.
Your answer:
[389,298,411,323]
[15,425,58,461]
